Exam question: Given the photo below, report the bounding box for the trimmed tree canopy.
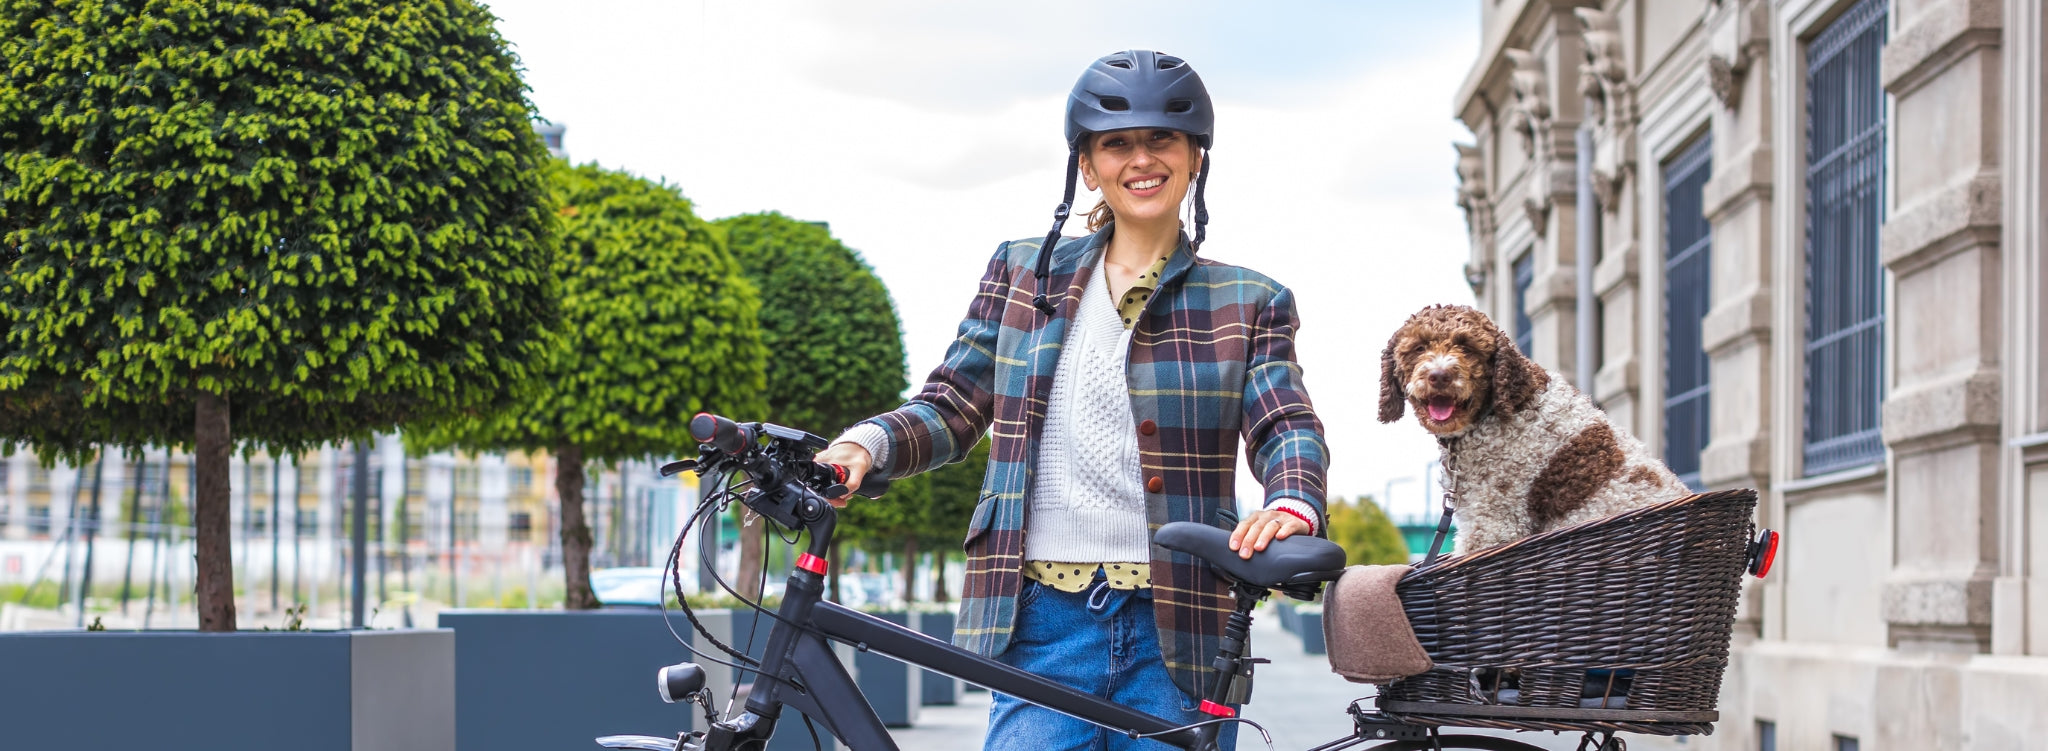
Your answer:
[1328,496,1410,567]
[411,161,766,610]
[0,0,560,455]
[716,212,906,436]
[414,161,767,459]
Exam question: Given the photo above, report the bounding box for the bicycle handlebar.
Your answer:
[690,413,753,455]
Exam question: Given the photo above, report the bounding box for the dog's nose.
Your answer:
[1427,369,1453,387]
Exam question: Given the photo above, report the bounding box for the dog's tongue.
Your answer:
[1427,397,1457,422]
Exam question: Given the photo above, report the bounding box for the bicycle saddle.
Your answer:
[1155,521,1347,599]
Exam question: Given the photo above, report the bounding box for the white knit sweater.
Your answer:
[1024,261,1150,563]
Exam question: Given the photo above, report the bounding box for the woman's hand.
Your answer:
[1228,509,1312,560]
[813,442,873,507]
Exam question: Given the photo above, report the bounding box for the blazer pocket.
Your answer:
[962,491,1000,548]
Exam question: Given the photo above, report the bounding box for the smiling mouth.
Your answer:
[1125,177,1164,191]
[1426,396,1458,422]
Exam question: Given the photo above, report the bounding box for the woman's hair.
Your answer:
[1078,133,1203,233]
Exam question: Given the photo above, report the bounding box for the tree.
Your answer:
[715,213,907,599]
[414,161,766,609]
[1327,495,1410,567]
[0,0,559,630]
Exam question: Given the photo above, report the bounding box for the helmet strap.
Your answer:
[1191,150,1211,252]
[1033,147,1081,316]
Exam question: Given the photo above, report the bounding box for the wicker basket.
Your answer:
[1376,489,1759,736]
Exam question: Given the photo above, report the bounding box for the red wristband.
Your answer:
[1271,506,1316,534]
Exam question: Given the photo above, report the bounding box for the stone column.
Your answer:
[1999,0,2047,657]
[1578,7,1644,426]
[1877,0,2004,653]
[1502,13,1588,377]
[1695,0,1779,656]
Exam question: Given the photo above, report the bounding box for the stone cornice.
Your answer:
[1882,369,2003,452]
[1881,173,2002,276]
[1455,0,1602,125]
[1702,287,1774,357]
[1593,242,1638,298]
[1702,143,1775,221]
[1881,0,2004,97]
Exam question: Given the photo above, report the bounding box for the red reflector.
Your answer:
[1749,529,1779,579]
[1198,700,1235,718]
[796,553,828,575]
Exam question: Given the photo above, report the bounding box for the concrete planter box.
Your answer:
[438,609,717,751]
[914,609,961,705]
[1276,600,1299,634]
[0,628,453,751]
[1296,608,1326,655]
[855,611,922,727]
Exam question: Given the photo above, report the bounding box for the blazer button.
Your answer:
[1138,419,1157,436]
[1146,476,1164,493]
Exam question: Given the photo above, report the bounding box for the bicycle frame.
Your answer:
[708,559,1220,751]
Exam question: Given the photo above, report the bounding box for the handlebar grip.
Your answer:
[690,413,752,455]
[851,473,890,499]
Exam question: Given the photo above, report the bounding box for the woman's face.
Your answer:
[1080,128,1202,229]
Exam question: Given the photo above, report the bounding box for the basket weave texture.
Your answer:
[1377,489,1758,736]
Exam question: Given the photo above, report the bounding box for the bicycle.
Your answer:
[596,413,1772,751]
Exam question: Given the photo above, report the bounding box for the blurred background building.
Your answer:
[1452,0,2046,747]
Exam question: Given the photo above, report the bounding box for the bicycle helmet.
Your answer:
[1032,50,1216,315]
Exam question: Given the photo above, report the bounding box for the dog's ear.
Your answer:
[1490,325,1549,415]
[1378,329,1406,423]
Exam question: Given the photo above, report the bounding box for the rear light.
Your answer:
[1747,529,1779,579]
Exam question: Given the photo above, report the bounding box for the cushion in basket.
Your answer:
[1322,564,1432,683]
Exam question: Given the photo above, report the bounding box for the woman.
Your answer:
[817,49,1328,750]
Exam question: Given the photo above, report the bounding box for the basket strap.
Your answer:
[1422,506,1455,565]
[1423,437,1460,565]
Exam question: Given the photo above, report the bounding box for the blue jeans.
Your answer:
[984,579,1239,751]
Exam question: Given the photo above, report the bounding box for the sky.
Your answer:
[482,0,1482,523]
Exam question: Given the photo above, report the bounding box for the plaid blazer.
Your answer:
[860,229,1328,700]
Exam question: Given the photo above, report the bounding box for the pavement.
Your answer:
[881,604,1593,750]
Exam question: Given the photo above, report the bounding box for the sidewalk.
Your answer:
[881,604,1587,750]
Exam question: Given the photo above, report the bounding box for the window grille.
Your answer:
[1803,0,1888,475]
[1512,253,1535,355]
[1664,134,1714,490]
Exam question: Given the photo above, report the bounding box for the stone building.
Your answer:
[1452,0,2046,747]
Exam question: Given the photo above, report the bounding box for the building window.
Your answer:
[1833,735,1859,751]
[1512,252,1535,355]
[1803,0,1888,476]
[28,504,50,536]
[297,501,320,536]
[1664,134,1713,490]
[1758,720,1776,751]
[509,511,533,542]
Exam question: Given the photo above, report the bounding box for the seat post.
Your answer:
[1191,582,1267,748]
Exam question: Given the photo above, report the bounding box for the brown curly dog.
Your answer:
[1379,304,1690,553]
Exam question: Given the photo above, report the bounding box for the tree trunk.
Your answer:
[901,537,918,604]
[194,391,237,632]
[933,550,950,604]
[735,510,765,601]
[120,457,144,614]
[555,443,599,610]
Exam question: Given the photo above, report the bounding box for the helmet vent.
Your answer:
[1156,55,1185,70]
[1097,96,1130,112]
[1106,58,1134,70]
[1167,99,1193,113]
